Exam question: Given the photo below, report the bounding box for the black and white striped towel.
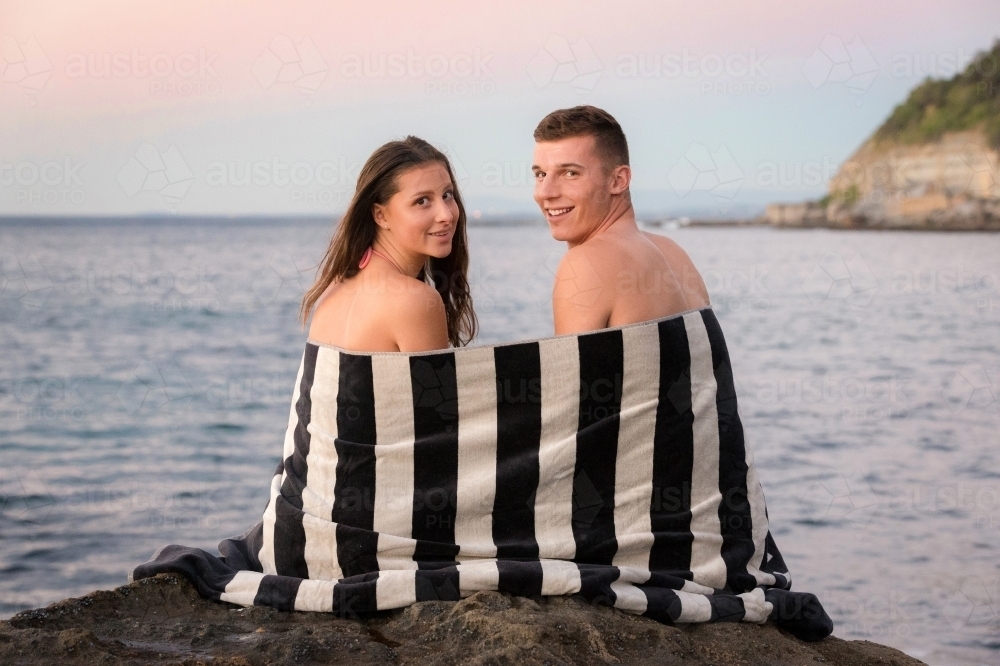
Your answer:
[132,307,832,640]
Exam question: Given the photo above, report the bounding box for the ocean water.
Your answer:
[1,220,998,665]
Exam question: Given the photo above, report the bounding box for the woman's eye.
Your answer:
[415,197,428,205]
[443,191,453,200]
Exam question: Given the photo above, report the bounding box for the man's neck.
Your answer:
[567,197,637,249]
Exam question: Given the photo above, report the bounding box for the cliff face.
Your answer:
[0,573,927,666]
[829,130,998,201]
[765,129,1000,230]
[766,40,1000,230]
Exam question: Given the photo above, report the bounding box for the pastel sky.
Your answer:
[2,0,998,218]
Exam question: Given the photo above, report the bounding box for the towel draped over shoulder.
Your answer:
[133,307,832,641]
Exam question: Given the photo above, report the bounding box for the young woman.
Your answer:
[299,137,477,351]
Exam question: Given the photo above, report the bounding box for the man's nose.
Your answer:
[535,174,557,200]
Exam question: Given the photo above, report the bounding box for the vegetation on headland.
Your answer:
[873,39,1000,150]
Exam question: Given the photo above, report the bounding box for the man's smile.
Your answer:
[546,206,574,219]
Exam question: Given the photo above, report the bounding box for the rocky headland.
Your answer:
[765,40,1000,231]
[0,573,926,665]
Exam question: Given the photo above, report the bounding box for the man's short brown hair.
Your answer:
[533,105,629,170]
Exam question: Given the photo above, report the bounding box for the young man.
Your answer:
[532,106,710,334]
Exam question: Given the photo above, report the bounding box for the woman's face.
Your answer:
[373,162,459,260]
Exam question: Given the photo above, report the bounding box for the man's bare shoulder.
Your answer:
[641,230,688,258]
[553,242,609,306]
[641,230,710,304]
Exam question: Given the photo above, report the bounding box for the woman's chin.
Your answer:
[426,241,454,258]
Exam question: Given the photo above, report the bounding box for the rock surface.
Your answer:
[0,574,925,665]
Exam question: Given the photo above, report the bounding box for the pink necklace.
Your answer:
[359,246,406,275]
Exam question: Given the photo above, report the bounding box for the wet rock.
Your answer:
[0,574,925,665]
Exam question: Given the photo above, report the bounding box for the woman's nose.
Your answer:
[436,198,456,223]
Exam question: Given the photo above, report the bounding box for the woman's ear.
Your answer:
[372,203,386,228]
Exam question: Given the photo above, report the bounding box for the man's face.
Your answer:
[532,135,614,245]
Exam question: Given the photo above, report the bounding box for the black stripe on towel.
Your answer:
[648,317,694,577]
[576,563,619,608]
[492,342,542,559]
[333,353,378,576]
[410,353,460,563]
[496,559,544,597]
[573,330,623,565]
[273,343,318,578]
[639,586,682,624]
[701,310,756,593]
[333,572,379,617]
[708,592,746,622]
[253,574,302,612]
[415,567,461,601]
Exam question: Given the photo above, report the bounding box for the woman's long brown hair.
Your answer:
[299,136,477,347]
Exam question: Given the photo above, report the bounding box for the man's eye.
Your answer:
[566,170,578,177]
[534,172,544,179]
